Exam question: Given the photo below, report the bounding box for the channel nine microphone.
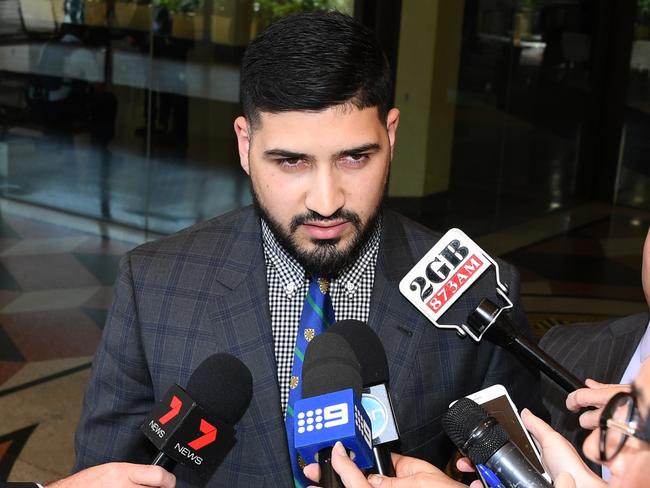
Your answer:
[326,320,400,476]
[398,227,583,393]
[294,333,374,488]
[443,397,551,488]
[141,353,253,476]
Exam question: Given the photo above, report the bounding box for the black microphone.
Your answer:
[470,298,583,392]
[298,333,374,488]
[326,320,399,476]
[399,228,584,393]
[443,397,551,488]
[141,353,253,475]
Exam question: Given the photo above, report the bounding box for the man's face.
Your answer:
[234,105,399,276]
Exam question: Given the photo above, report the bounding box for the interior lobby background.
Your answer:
[0,0,648,483]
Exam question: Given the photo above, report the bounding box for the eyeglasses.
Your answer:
[599,391,650,462]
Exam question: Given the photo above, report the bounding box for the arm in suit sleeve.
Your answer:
[479,263,548,418]
[74,253,157,470]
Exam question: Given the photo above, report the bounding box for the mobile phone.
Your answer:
[453,384,550,482]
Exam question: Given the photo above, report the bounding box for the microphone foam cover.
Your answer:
[442,397,509,465]
[302,333,362,398]
[186,353,253,426]
[326,319,389,386]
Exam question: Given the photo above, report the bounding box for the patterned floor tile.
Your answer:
[0,262,21,292]
[0,309,102,361]
[81,286,114,310]
[0,236,90,257]
[72,252,121,286]
[0,287,101,315]
[0,254,100,292]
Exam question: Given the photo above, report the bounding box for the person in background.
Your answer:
[540,225,650,475]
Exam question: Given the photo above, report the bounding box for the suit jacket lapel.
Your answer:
[205,208,292,485]
[369,209,428,396]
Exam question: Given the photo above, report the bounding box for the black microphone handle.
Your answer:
[373,446,395,476]
[473,298,584,393]
[487,442,551,488]
[151,451,177,471]
[318,446,345,488]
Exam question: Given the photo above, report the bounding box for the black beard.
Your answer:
[252,189,382,277]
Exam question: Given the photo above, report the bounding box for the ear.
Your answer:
[234,116,251,175]
[386,108,400,159]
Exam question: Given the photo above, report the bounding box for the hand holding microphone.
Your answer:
[326,320,400,477]
[141,353,252,475]
[443,397,551,488]
[42,462,176,488]
[304,444,468,488]
[294,333,374,488]
[565,379,632,430]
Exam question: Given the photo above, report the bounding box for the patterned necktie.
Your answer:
[285,276,335,488]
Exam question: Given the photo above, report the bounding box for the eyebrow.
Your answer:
[334,143,382,159]
[263,143,382,162]
[263,149,310,160]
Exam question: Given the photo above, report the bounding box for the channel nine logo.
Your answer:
[294,389,374,469]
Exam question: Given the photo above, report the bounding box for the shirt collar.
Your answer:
[260,215,382,299]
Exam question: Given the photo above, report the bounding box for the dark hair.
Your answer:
[240,11,393,129]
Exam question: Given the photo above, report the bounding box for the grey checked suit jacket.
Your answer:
[74,205,543,487]
[539,313,649,472]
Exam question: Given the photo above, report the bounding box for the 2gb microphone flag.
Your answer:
[399,228,512,341]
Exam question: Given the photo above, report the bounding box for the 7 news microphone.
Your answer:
[326,320,400,476]
[141,352,253,476]
[294,333,375,488]
[443,397,551,488]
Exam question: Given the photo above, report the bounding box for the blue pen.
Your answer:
[476,464,506,488]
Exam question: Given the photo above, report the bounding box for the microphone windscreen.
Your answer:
[326,319,389,386]
[186,353,253,426]
[302,333,362,398]
[442,397,509,465]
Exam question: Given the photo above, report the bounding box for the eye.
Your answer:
[341,153,370,167]
[277,158,308,170]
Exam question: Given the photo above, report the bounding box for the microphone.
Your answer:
[399,227,584,393]
[294,333,374,488]
[326,320,399,476]
[141,353,253,475]
[470,297,583,392]
[443,397,551,488]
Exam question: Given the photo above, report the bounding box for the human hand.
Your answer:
[305,442,468,487]
[454,458,489,488]
[45,462,176,488]
[566,379,631,430]
[521,409,605,488]
[554,472,577,488]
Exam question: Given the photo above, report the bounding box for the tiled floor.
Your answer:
[0,200,647,483]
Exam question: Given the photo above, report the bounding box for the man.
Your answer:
[540,225,650,473]
[74,11,542,487]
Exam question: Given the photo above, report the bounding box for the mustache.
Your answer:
[289,209,362,233]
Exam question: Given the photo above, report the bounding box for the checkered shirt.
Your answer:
[261,217,381,414]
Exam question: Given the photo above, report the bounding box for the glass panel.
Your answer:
[0,0,353,235]
[448,0,593,234]
[615,0,650,210]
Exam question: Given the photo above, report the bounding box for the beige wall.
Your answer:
[389,0,465,197]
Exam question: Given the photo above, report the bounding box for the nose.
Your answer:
[304,164,344,218]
